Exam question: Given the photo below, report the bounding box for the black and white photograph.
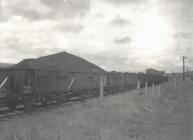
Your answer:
[0,0,192,139]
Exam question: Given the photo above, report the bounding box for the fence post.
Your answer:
[145,81,148,94]
[152,82,155,95]
[100,76,104,99]
[136,80,141,94]
[158,84,161,98]
[137,80,140,89]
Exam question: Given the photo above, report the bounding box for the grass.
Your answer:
[1,78,193,140]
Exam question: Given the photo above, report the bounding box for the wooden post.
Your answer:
[137,80,140,89]
[158,84,161,98]
[145,82,148,94]
[136,80,141,94]
[152,82,155,95]
[100,76,104,99]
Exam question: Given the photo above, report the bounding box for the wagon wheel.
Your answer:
[59,92,64,102]
[66,91,71,101]
[61,92,66,102]
[23,95,36,111]
[8,103,16,112]
[56,92,63,104]
[7,97,18,112]
[79,90,86,101]
[62,91,69,102]
[41,94,48,106]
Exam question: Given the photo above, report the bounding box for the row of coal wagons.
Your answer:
[0,68,102,110]
[0,68,167,111]
[0,68,140,110]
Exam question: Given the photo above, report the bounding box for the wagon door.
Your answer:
[23,70,35,95]
[36,71,49,94]
[49,71,57,93]
[71,73,86,92]
[57,72,72,92]
[86,73,100,96]
[9,70,24,97]
[87,73,94,90]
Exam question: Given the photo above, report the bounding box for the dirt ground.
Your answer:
[0,78,193,140]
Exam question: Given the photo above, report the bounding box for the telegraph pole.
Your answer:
[181,56,187,81]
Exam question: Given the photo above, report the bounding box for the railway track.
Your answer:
[0,87,152,121]
[0,93,100,121]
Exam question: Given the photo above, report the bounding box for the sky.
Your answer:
[0,0,192,72]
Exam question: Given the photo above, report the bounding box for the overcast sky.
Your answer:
[0,0,192,72]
